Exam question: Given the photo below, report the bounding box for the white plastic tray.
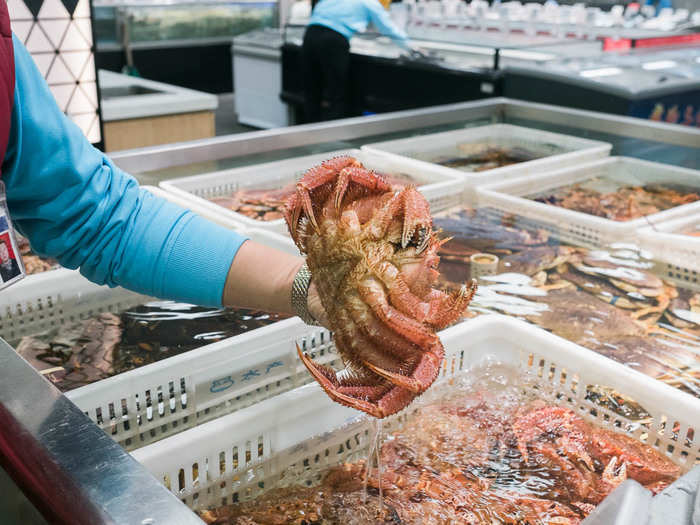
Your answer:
[638,210,700,290]
[158,149,463,235]
[132,315,700,513]
[477,156,700,248]
[362,123,612,199]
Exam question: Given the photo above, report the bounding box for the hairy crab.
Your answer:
[283,156,476,418]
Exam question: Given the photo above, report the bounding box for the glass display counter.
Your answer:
[93,0,277,46]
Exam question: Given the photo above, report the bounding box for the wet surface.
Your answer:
[15,301,287,391]
[433,144,544,172]
[527,179,700,221]
[434,207,700,398]
[199,364,679,524]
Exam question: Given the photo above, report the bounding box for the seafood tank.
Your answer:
[208,171,423,222]
[195,362,681,524]
[421,142,550,172]
[527,178,700,221]
[434,207,700,398]
[15,301,286,391]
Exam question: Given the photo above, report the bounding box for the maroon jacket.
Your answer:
[0,0,14,173]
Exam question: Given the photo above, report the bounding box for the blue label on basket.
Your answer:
[209,375,235,393]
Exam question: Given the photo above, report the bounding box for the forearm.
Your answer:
[222,240,304,314]
[5,34,248,306]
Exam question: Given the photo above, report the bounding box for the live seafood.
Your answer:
[199,388,679,525]
[208,172,417,222]
[14,302,286,391]
[431,143,544,172]
[432,206,700,396]
[531,181,700,221]
[284,157,476,418]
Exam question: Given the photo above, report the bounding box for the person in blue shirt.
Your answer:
[302,0,413,122]
[3,33,327,327]
[644,0,673,14]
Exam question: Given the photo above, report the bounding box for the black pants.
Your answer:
[301,24,350,123]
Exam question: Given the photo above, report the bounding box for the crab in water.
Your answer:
[283,156,477,418]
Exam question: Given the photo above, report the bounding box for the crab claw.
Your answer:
[602,456,627,487]
[425,280,478,329]
[401,187,433,253]
[296,344,420,419]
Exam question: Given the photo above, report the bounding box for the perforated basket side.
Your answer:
[158,149,463,235]
[362,122,612,190]
[637,211,700,290]
[67,319,338,451]
[133,316,700,512]
[477,157,700,248]
[0,268,149,344]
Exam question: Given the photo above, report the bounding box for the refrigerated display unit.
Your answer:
[504,45,700,125]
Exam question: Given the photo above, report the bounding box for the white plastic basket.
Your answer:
[132,315,700,514]
[477,157,700,248]
[362,123,612,199]
[67,318,336,451]
[158,149,463,235]
[638,210,700,290]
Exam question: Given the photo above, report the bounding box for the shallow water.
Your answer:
[17,301,286,391]
[200,362,679,524]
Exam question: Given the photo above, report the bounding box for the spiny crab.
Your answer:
[283,156,477,418]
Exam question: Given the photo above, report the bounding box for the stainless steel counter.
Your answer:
[0,337,203,525]
[108,98,699,183]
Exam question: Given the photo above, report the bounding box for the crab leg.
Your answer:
[358,278,438,348]
[334,166,393,211]
[285,156,358,236]
[401,187,433,252]
[296,344,417,418]
[372,261,476,328]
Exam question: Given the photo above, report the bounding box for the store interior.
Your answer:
[2,0,700,523]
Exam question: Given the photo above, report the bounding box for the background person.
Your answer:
[302,0,417,122]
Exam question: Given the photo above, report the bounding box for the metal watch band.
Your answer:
[291,263,318,326]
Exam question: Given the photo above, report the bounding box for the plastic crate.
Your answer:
[132,315,700,513]
[477,157,700,248]
[638,210,700,290]
[67,318,336,451]
[362,123,612,200]
[158,149,463,235]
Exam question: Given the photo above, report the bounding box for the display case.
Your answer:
[504,45,700,125]
[93,0,277,46]
[93,0,278,93]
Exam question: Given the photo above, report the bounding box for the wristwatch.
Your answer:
[291,263,319,326]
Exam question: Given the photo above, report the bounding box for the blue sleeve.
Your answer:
[2,35,248,307]
[363,0,409,47]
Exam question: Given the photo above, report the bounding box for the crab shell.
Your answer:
[283,156,476,418]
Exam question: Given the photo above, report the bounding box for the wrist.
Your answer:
[291,262,320,325]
